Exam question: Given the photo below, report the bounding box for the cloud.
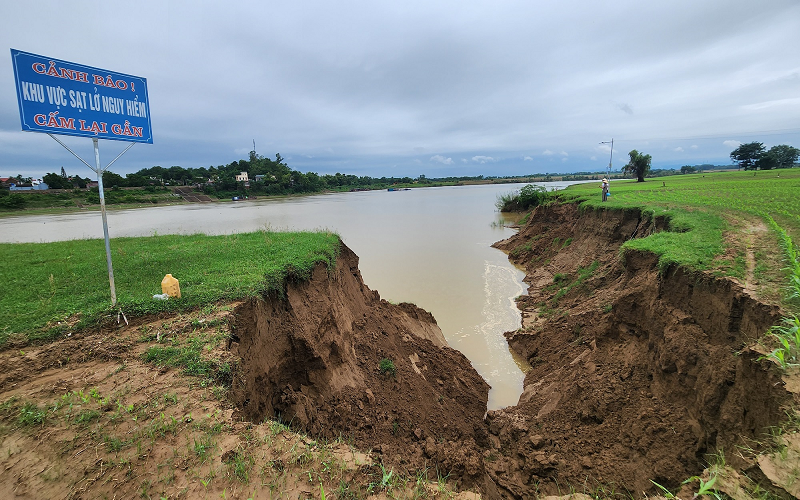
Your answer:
[430,155,453,165]
[616,103,634,115]
[2,2,799,177]
[723,140,742,149]
[560,151,568,156]
[523,156,533,161]
[674,147,684,152]
[690,145,699,150]
[590,156,597,161]
[561,157,568,162]
[472,156,495,164]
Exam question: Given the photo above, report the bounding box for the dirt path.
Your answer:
[743,219,769,295]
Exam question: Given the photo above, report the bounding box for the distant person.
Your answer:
[600,178,609,202]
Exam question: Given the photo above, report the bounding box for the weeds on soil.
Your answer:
[379,358,397,377]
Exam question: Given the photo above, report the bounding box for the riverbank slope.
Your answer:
[489,202,799,498]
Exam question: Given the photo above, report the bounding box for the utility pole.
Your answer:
[600,139,614,177]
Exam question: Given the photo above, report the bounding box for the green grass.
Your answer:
[143,344,231,384]
[551,261,600,303]
[0,230,340,345]
[558,170,800,274]
[0,187,179,214]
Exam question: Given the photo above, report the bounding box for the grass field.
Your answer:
[566,169,800,233]
[554,169,800,310]
[0,230,340,345]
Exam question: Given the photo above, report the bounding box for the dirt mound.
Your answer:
[230,243,495,488]
[487,203,792,497]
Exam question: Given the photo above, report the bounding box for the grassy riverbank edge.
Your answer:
[0,230,341,346]
[501,170,800,312]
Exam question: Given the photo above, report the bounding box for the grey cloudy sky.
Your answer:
[1,0,799,178]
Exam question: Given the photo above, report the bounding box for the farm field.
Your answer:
[564,169,800,237]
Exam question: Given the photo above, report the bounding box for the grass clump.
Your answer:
[0,230,340,346]
[18,401,47,426]
[496,184,554,212]
[550,261,600,303]
[379,358,396,377]
[143,345,231,384]
[621,208,726,272]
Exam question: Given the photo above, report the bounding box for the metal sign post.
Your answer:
[11,49,152,306]
[95,137,117,306]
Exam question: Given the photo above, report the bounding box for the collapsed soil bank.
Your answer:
[228,205,795,498]
[488,203,792,498]
[229,244,496,490]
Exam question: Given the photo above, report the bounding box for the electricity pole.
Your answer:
[600,139,614,177]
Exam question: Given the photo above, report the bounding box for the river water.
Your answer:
[1,182,579,409]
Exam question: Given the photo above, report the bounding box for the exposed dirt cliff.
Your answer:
[488,203,793,498]
[229,243,496,490]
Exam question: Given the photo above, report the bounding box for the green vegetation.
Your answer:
[378,358,396,377]
[730,141,799,171]
[760,316,800,369]
[622,149,652,182]
[547,262,600,304]
[0,230,340,345]
[496,184,554,212]
[766,214,800,301]
[558,170,800,280]
[0,186,177,212]
[143,345,231,383]
[18,401,47,426]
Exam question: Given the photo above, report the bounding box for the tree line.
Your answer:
[36,152,495,195]
[620,141,798,183]
[729,142,799,171]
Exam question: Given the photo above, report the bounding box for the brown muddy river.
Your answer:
[1,182,582,409]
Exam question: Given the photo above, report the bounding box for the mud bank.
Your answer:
[229,244,496,489]
[489,203,793,498]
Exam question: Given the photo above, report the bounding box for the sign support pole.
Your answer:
[94,138,117,306]
[47,133,134,306]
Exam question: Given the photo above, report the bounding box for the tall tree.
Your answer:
[622,150,652,182]
[762,144,800,169]
[729,142,765,170]
[43,172,72,189]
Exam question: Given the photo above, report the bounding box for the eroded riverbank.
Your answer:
[486,203,796,498]
[1,201,797,499]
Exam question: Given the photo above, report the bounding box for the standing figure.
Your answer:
[600,178,610,202]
